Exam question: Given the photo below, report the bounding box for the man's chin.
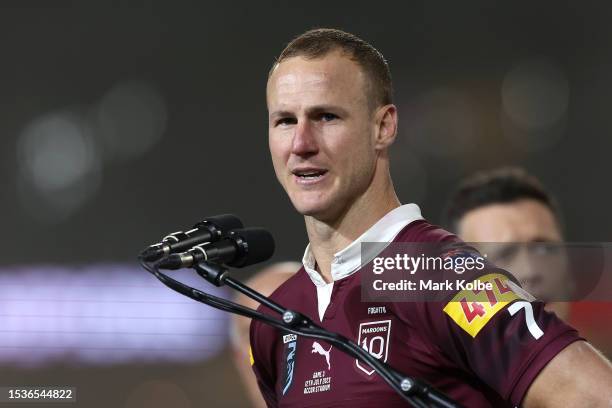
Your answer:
[292,200,332,219]
[295,204,326,218]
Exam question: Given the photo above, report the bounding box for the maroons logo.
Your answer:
[356,320,391,375]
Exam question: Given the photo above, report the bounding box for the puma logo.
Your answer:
[311,341,332,370]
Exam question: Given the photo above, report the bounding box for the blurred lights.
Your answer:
[0,265,228,367]
[17,111,102,223]
[16,79,167,222]
[94,80,167,161]
[18,113,97,192]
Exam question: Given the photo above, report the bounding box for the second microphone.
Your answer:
[157,228,275,270]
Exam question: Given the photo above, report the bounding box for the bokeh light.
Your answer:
[15,79,167,223]
[93,80,167,161]
[16,110,102,223]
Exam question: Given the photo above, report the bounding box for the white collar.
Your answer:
[301,204,424,287]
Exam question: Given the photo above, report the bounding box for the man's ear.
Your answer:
[373,104,398,151]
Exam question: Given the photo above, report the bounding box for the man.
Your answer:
[231,262,300,408]
[250,28,612,407]
[443,167,571,319]
[444,166,611,353]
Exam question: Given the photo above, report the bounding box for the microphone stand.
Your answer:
[141,259,462,408]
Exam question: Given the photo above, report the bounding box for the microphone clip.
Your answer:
[194,261,228,287]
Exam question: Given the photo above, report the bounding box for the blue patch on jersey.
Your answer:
[281,339,297,395]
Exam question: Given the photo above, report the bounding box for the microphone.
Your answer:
[157,228,275,270]
[139,214,243,262]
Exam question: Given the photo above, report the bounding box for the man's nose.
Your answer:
[512,247,534,279]
[291,120,318,157]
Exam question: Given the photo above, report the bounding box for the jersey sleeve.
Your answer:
[249,317,278,407]
[418,266,582,406]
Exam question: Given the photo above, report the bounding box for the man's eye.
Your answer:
[276,117,297,127]
[320,113,338,122]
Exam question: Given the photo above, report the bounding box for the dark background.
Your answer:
[1,2,610,407]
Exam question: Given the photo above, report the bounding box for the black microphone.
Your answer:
[139,214,243,262]
[157,228,275,270]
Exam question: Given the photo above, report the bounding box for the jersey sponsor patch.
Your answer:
[443,273,520,337]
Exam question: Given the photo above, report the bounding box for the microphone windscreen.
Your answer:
[227,228,275,267]
[202,214,244,231]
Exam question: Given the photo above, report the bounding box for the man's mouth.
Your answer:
[292,169,328,178]
[291,168,329,182]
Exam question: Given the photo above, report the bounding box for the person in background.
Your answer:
[443,166,611,355]
[230,262,300,407]
[443,167,570,318]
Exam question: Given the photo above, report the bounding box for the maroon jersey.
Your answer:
[250,209,581,407]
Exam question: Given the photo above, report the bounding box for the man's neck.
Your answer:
[304,179,400,283]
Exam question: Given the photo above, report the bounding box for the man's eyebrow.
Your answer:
[306,105,349,116]
[269,110,294,120]
[269,105,349,119]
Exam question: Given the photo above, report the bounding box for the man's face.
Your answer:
[458,199,569,300]
[267,51,379,221]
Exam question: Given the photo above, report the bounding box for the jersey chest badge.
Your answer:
[355,319,392,375]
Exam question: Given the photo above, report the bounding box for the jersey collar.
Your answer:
[301,203,424,287]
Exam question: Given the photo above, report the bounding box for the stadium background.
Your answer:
[1,2,610,407]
